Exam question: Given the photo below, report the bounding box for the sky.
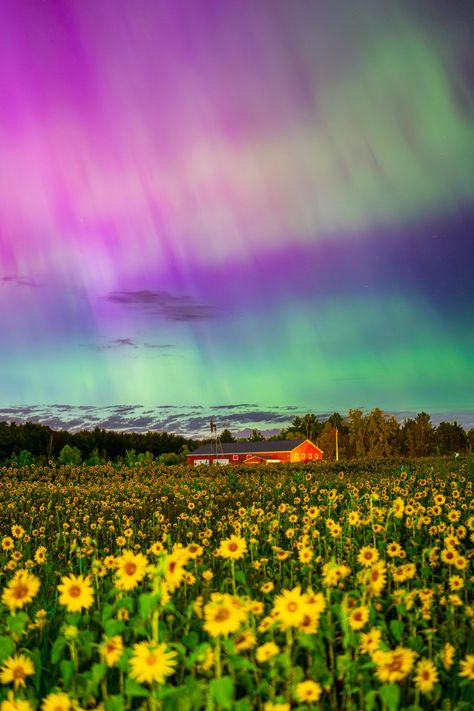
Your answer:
[1,0,473,433]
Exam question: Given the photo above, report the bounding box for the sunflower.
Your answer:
[115,551,148,591]
[233,630,256,652]
[386,542,402,558]
[459,654,474,680]
[186,543,203,559]
[348,605,370,631]
[298,607,321,634]
[256,642,279,663]
[363,561,387,596]
[414,658,438,694]
[440,548,456,565]
[11,526,24,539]
[442,642,455,670]
[0,692,33,711]
[100,635,124,667]
[57,574,94,612]
[203,594,247,637]
[272,587,310,630]
[294,680,322,703]
[263,703,290,711]
[1,570,40,611]
[218,535,247,560]
[129,641,177,685]
[2,537,14,551]
[359,627,382,657]
[358,546,379,568]
[261,582,274,594]
[374,646,416,683]
[0,655,35,689]
[34,547,47,565]
[298,547,313,564]
[41,692,71,711]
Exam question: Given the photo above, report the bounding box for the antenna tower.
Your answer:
[209,419,224,462]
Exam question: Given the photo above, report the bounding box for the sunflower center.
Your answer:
[12,666,26,680]
[215,607,230,622]
[146,653,156,666]
[14,583,29,599]
[124,562,137,576]
[287,602,298,612]
[228,542,238,551]
[421,670,430,680]
[169,562,177,573]
[69,585,81,598]
[386,655,403,672]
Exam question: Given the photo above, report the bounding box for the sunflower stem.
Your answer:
[230,560,236,596]
[215,638,222,679]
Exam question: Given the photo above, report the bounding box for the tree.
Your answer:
[347,409,367,458]
[400,413,434,457]
[158,452,179,466]
[58,444,82,466]
[434,422,468,455]
[220,429,236,443]
[248,429,265,441]
[18,450,35,466]
[318,422,337,460]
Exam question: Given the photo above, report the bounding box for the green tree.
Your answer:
[220,429,236,443]
[248,429,265,441]
[347,408,366,458]
[58,444,82,466]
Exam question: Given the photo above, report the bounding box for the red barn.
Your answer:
[187,439,323,466]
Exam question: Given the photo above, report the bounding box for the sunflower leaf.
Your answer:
[380,683,400,711]
[209,676,234,710]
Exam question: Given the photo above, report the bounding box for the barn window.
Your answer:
[308,453,312,459]
[294,453,299,459]
[233,455,238,461]
[302,453,305,459]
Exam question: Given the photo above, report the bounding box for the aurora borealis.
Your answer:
[1,0,473,432]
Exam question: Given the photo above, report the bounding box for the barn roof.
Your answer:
[189,439,308,456]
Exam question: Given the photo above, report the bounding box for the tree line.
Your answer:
[0,408,473,466]
[220,409,473,460]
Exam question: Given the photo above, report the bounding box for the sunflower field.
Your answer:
[0,459,473,711]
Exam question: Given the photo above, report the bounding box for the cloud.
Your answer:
[107,290,216,321]
[1,274,39,288]
[86,338,176,352]
[1,404,473,437]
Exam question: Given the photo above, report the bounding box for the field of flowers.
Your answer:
[0,459,473,711]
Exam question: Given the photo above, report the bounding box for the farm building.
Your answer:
[187,439,323,466]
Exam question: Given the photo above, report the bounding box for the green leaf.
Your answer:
[101,603,115,623]
[139,593,157,620]
[60,659,75,687]
[104,619,125,637]
[380,684,400,711]
[182,632,199,650]
[365,690,377,711]
[209,676,234,710]
[91,662,106,684]
[125,677,149,698]
[51,636,67,664]
[105,695,124,711]
[0,636,15,664]
[235,570,247,585]
[389,619,404,642]
[30,647,42,692]
[7,612,29,636]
